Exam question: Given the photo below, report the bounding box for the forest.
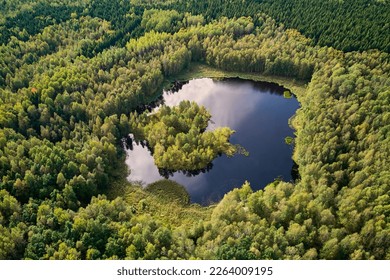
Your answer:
[0,0,389,260]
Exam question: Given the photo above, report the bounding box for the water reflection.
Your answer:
[126,78,299,205]
[160,78,264,130]
[158,163,213,178]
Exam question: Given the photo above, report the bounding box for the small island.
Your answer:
[129,100,239,171]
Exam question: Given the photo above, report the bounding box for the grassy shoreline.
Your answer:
[167,63,308,97]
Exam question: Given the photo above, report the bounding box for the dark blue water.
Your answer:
[125,78,299,205]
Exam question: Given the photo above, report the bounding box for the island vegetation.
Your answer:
[0,0,389,260]
[130,101,238,171]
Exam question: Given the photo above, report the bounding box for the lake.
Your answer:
[125,78,300,205]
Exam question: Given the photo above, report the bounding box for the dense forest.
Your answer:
[0,0,389,259]
[141,0,390,53]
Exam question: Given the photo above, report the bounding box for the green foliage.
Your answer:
[259,0,390,52]
[0,1,85,46]
[0,1,388,260]
[284,136,294,145]
[130,101,238,171]
[141,9,182,33]
[145,180,190,206]
[217,237,256,260]
[283,91,292,99]
[164,0,390,52]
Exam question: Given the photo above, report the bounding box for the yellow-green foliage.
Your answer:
[283,91,292,98]
[145,179,190,206]
[130,101,237,171]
